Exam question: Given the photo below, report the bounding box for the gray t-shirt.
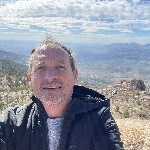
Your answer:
[47,117,64,150]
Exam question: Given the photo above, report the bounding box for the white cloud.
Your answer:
[1,0,149,19]
[131,0,141,4]
[118,29,134,33]
[0,0,149,43]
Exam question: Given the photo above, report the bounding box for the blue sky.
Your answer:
[0,0,150,44]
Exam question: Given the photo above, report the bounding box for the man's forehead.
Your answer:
[35,45,67,55]
[33,58,65,65]
[31,45,70,65]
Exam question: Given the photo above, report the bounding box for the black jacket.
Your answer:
[0,85,124,150]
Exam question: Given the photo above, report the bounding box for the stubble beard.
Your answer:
[35,89,73,106]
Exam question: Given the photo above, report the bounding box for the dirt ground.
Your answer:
[116,119,150,150]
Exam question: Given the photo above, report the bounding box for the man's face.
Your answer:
[28,46,78,106]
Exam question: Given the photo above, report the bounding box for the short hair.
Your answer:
[28,37,76,71]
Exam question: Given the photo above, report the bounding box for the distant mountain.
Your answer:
[0,40,149,61]
[0,49,27,64]
[76,43,150,61]
[0,59,28,76]
[0,40,149,90]
[0,40,39,56]
[103,43,150,61]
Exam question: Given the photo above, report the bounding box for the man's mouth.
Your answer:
[43,86,62,90]
[41,81,63,91]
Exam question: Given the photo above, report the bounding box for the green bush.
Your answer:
[137,101,141,106]
[123,109,129,118]
[114,105,120,112]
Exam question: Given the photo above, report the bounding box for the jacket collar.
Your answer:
[66,98,100,115]
[31,95,49,119]
[68,85,109,114]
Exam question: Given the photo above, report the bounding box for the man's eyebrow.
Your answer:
[55,59,65,64]
[33,61,45,67]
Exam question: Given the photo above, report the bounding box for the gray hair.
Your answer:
[28,37,76,71]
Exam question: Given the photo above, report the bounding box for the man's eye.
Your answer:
[35,66,46,71]
[56,66,66,70]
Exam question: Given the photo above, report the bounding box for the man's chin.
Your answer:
[39,96,63,105]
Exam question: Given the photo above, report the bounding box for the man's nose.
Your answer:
[44,68,58,80]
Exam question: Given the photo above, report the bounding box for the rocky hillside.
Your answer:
[0,72,149,120]
[0,74,30,112]
[98,79,150,119]
[0,74,150,150]
[116,118,150,150]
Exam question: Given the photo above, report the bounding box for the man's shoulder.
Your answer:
[70,85,110,115]
[73,85,110,107]
[0,101,34,124]
[73,85,105,99]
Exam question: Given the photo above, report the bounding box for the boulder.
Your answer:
[130,79,146,91]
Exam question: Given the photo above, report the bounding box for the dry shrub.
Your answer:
[116,119,150,150]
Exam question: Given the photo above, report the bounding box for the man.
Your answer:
[0,38,124,150]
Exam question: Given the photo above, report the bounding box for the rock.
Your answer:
[130,79,146,91]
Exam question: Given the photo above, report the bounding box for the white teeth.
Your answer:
[44,86,61,89]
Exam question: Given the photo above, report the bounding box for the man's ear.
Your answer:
[27,72,32,87]
[73,68,78,81]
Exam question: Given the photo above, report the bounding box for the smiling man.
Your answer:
[28,42,78,118]
[0,38,124,150]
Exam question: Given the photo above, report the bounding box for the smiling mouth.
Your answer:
[43,86,62,90]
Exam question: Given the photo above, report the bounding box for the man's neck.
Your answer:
[42,101,70,118]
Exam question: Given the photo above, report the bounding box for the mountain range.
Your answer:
[0,40,150,90]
